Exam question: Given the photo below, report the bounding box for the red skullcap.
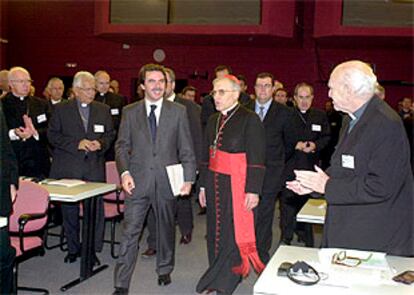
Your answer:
[223,74,240,85]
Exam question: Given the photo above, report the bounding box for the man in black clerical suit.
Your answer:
[94,70,126,160]
[288,60,413,257]
[46,77,65,113]
[246,72,296,264]
[280,82,330,247]
[1,67,50,178]
[0,103,18,294]
[48,71,115,263]
[142,67,202,257]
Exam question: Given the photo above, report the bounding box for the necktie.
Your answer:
[148,104,157,143]
[259,106,265,121]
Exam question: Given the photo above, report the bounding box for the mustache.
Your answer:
[151,88,163,92]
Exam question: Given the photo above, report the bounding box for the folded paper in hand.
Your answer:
[166,164,184,196]
[44,179,86,188]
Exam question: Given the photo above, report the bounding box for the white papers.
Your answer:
[0,217,7,228]
[43,179,86,188]
[166,164,184,196]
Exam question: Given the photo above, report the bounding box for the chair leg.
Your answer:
[110,219,118,259]
[14,263,49,294]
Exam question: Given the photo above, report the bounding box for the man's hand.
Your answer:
[245,193,259,211]
[78,139,92,151]
[286,180,313,195]
[199,189,206,208]
[15,127,33,140]
[294,165,329,194]
[88,140,102,152]
[302,141,316,153]
[180,182,192,196]
[23,115,38,137]
[121,173,135,195]
[295,141,306,151]
[10,185,17,203]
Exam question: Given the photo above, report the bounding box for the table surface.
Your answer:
[41,181,116,202]
[254,245,414,295]
[296,198,326,224]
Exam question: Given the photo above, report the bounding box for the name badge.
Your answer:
[331,122,337,127]
[312,124,321,132]
[37,114,47,123]
[111,108,119,115]
[341,154,355,169]
[94,124,104,133]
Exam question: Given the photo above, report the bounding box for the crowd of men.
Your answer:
[0,61,413,294]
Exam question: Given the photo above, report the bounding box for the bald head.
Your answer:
[95,70,111,94]
[328,60,377,114]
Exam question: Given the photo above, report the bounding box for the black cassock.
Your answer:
[196,105,265,295]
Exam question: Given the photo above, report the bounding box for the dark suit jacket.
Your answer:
[95,92,126,131]
[246,100,296,194]
[285,107,331,180]
[175,95,202,167]
[48,99,115,182]
[115,99,196,199]
[2,93,50,177]
[0,104,18,217]
[324,97,414,256]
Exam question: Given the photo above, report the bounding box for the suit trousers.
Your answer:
[0,226,15,295]
[254,192,278,264]
[61,196,104,254]
[279,189,314,247]
[114,187,177,289]
[146,194,194,249]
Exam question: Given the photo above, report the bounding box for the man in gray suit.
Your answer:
[113,64,196,295]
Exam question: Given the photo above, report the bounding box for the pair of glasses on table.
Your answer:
[331,250,373,267]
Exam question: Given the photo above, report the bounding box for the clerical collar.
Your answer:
[221,102,239,116]
[350,100,369,121]
[76,99,89,108]
[166,93,176,102]
[51,99,61,105]
[100,92,105,96]
[19,96,25,101]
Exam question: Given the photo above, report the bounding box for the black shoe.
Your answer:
[112,287,128,295]
[179,233,192,245]
[64,252,79,263]
[93,254,101,266]
[141,248,156,258]
[158,274,171,286]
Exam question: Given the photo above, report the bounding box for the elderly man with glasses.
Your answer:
[1,66,50,178]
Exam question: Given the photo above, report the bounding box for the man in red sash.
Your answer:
[196,75,266,294]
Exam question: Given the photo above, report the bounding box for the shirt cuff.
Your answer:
[121,171,130,178]
[9,129,20,141]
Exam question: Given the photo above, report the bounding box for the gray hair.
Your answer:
[8,66,30,81]
[73,71,94,88]
[213,76,241,92]
[47,77,64,89]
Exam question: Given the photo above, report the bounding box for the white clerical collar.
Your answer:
[166,93,175,102]
[100,92,105,96]
[221,102,239,115]
[19,96,25,101]
[51,99,61,105]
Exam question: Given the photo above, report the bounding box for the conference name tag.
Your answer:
[341,154,355,169]
[37,114,47,123]
[94,124,105,133]
[312,124,321,132]
[111,108,119,115]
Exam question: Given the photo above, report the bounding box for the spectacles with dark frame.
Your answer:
[331,251,373,267]
[210,89,237,97]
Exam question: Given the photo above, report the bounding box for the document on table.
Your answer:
[166,164,184,196]
[42,179,86,188]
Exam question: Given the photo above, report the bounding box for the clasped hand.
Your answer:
[78,139,101,152]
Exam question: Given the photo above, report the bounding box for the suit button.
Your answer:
[153,153,156,157]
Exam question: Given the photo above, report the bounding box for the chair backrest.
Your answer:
[104,161,125,201]
[9,180,49,233]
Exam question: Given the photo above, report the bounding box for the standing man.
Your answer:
[48,71,115,263]
[196,75,266,295]
[113,64,196,294]
[0,103,18,294]
[2,67,50,178]
[280,82,330,247]
[94,70,126,160]
[46,77,65,113]
[181,86,197,102]
[246,72,296,264]
[288,60,414,256]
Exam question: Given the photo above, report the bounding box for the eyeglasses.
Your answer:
[11,79,33,85]
[255,84,272,89]
[210,89,237,96]
[331,251,373,267]
[78,87,96,93]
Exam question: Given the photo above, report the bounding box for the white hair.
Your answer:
[47,77,64,89]
[333,60,377,99]
[213,76,241,92]
[73,71,94,88]
[8,66,30,81]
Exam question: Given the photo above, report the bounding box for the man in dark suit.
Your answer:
[288,60,414,256]
[280,82,330,247]
[94,70,126,160]
[48,71,115,263]
[0,103,18,294]
[142,67,202,257]
[246,72,296,263]
[2,67,50,178]
[46,77,65,113]
[113,64,196,294]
